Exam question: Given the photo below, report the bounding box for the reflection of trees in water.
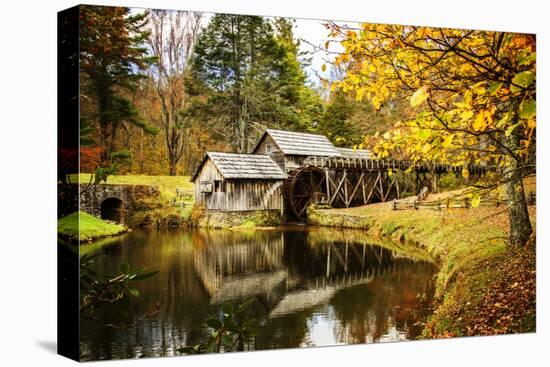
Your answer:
[80,231,212,360]
[329,262,436,344]
[80,228,436,360]
[251,233,436,349]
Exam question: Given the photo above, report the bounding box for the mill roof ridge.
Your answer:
[254,128,343,157]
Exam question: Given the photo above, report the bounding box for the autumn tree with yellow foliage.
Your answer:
[327,24,535,246]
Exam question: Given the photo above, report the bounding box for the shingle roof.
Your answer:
[191,152,286,181]
[257,129,342,157]
[337,147,372,159]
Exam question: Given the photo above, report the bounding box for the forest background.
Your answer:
[79,7,402,177]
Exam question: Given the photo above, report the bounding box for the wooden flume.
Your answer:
[284,155,492,221]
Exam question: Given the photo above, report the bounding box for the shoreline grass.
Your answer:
[58,211,127,242]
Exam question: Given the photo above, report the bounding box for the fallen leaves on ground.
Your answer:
[425,242,536,338]
[465,244,536,335]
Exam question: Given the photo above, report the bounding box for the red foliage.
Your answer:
[80,146,103,172]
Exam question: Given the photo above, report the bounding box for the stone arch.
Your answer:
[100,197,123,223]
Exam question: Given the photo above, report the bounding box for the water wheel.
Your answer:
[284,167,326,221]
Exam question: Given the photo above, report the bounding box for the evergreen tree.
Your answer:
[320,91,406,147]
[271,18,323,131]
[319,92,359,146]
[79,5,157,164]
[189,15,268,152]
[189,14,323,152]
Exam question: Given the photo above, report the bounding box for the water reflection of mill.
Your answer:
[79,229,437,360]
[192,229,432,319]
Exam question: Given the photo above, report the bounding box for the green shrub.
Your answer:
[438,172,464,191]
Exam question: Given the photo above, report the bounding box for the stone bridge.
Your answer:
[59,184,159,224]
[80,184,159,224]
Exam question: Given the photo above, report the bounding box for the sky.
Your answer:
[293,18,345,85]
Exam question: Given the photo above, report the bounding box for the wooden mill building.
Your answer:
[191,129,371,217]
[190,151,287,211]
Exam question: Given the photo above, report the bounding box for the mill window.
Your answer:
[213,180,225,193]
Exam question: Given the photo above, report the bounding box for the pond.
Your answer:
[79,226,437,361]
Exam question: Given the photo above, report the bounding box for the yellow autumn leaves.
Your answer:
[472,110,494,132]
[326,22,535,171]
[410,86,429,108]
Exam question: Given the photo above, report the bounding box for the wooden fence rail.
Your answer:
[391,191,536,211]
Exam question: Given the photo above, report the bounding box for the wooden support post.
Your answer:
[396,174,400,199]
[378,172,385,201]
[347,172,364,207]
[361,173,367,204]
[383,174,397,202]
[366,172,381,204]
[329,170,347,205]
[325,168,330,204]
[344,169,349,207]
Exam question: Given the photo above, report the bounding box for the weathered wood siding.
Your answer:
[194,157,284,211]
[223,180,283,211]
[194,159,223,206]
[252,135,286,171]
[252,137,306,173]
[285,155,306,172]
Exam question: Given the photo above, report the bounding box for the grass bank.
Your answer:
[78,174,194,201]
[308,195,536,337]
[58,211,127,242]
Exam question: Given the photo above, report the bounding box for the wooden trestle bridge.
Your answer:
[284,155,491,221]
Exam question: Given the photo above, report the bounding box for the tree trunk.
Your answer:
[99,120,109,164]
[139,129,144,173]
[429,164,438,193]
[505,166,532,247]
[504,131,532,247]
[99,94,110,164]
[169,157,177,176]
